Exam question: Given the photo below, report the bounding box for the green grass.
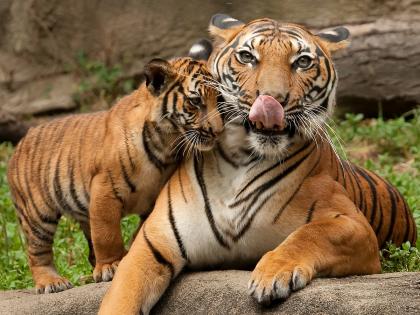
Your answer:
[0,112,419,290]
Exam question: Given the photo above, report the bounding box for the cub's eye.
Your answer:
[189,96,202,107]
[237,51,256,64]
[294,55,313,69]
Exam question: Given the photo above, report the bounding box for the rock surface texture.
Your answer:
[0,271,419,315]
[0,0,419,118]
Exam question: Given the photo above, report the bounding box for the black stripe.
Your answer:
[107,170,124,205]
[68,161,89,214]
[401,193,412,244]
[17,205,54,243]
[142,122,166,171]
[32,125,55,212]
[172,91,178,115]
[343,162,358,209]
[161,81,181,118]
[232,193,274,242]
[306,201,317,223]
[232,144,315,209]
[178,167,187,203]
[339,161,346,189]
[273,150,321,223]
[161,90,169,118]
[351,165,365,212]
[14,137,58,243]
[79,115,95,203]
[383,184,397,246]
[356,168,378,229]
[194,157,229,249]
[235,142,310,199]
[119,155,136,193]
[24,165,57,227]
[53,152,77,215]
[375,199,383,236]
[123,127,136,171]
[22,127,58,227]
[65,118,89,217]
[29,248,52,257]
[143,228,174,277]
[333,150,339,181]
[167,182,188,261]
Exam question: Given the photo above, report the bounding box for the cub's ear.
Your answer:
[188,39,213,61]
[209,13,245,45]
[316,27,350,53]
[144,59,174,95]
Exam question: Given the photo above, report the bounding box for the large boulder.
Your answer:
[1,271,419,314]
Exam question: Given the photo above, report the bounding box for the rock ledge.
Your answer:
[0,271,419,315]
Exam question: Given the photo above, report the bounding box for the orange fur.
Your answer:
[7,57,222,293]
[99,16,416,314]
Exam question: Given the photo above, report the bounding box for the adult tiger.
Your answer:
[99,15,416,314]
[7,57,223,294]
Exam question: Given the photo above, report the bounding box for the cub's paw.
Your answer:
[248,251,313,304]
[36,275,73,294]
[93,261,120,282]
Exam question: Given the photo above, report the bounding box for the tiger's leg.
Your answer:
[20,209,73,293]
[99,221,185,315]
[89,175,126,282]
[79,221,96,267]
[249,191,380,304]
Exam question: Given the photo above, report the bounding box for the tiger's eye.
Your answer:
[295,56,313,69]
[189,96,202,107]
[238,51,256,64]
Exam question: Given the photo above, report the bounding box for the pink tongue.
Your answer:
[249,95,285,129]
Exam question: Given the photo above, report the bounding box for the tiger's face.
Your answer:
[197,15,349,158]
[144,58,223,153]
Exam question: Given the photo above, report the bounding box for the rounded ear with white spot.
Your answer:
[188,39,213,61]
[143,59,175,95]
[208,13,245,45]
[316,27,350,52]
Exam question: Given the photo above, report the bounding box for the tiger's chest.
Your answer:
[173,150,310,269]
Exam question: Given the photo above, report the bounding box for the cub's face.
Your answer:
[197,15,349,158]
[144,58,223,154]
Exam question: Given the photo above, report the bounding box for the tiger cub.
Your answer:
[7,57,223,293]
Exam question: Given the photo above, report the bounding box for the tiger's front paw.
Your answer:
[93,260,121,282]
[248,251,314,304]
[36,275,73,294]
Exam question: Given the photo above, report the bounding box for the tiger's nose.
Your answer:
[259,90,289,105]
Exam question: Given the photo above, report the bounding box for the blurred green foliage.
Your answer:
[74,52,136,111]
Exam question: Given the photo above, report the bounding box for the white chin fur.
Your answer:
[248,133,291,160]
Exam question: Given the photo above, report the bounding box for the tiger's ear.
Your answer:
[209,14,245,45]
[316,27,350,53]
[188,39,213,61]
[144,59,175,95]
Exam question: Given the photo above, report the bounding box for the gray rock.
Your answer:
[1,0,420,117]
[0,271,419,315]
